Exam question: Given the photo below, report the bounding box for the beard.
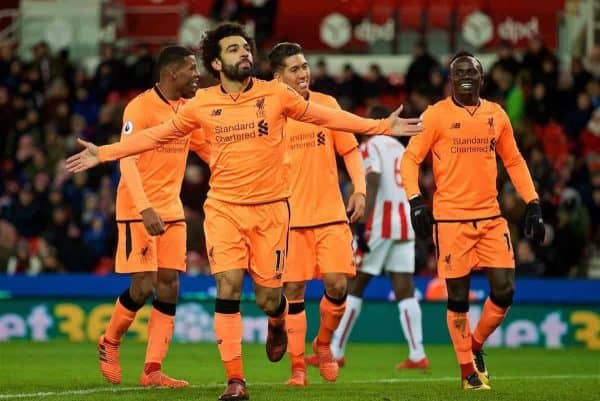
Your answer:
[221,60,253,82]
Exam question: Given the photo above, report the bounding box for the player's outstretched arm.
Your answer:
[387,105,423,137]
[66,139,100,173]
[66,120,190,173]
[296,102,421,137]
[278,83,421,136]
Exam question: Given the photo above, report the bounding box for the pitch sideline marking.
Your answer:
[1,374,599,399]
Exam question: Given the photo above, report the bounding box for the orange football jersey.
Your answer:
[286,91,358,227]
[401,97,538,220]
[116,87,209,221]
[100,78,390,205]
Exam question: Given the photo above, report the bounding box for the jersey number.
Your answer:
[394,157,402,187]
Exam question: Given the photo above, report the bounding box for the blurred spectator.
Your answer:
[491,40,521,77]
[526,83,553,125]
[337,63,365,110]
[580,108,600,158]
[549,188,591,277]
[404,41,440,94]
[522,36,556,80]
[516,239,545,276]
[4,183,44,238]
[506,71,529,127]
[564,92,593,140]
[83,214,109,258]
[583,44,600,79]
[129,45,155,90]
[93,43,126,102]
[363,63,391,100]
[0,220,18,271]
[311,59,337,96]
[6,239,41,275]
[570,57,593,95]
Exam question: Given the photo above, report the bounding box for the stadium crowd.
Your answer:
[0,36,599,278]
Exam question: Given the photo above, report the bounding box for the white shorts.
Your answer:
[358,238,415,276]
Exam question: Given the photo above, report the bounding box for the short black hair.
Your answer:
[200,22,256,79]
[268,42,303,72]
[450,51,483,73]
[156,46,194,73]
[368,105,391,119]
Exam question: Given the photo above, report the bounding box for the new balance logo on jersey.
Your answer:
[211,109,222,116]
[317,131,325,145]
[258,119,269,136]
[450,122,461,129]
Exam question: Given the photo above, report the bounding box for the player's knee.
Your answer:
[323,276,347,299]
[490,285,514,308]
[156,274,179,301]
[130,275,155,302]
[255,290,282,315]
[284,282,306,301]
[214,272,243,299]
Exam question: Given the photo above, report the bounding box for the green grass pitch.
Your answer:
[0,341,598,401]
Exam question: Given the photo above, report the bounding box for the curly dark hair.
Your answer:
[200,22,256,79]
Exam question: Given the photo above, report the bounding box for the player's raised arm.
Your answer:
[276,82,421,137]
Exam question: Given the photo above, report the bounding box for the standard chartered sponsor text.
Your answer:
[289,132,317,150]
[451,136,491,153]
[156,138,188,153]
[214,121,257,143]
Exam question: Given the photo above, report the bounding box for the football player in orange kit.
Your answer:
[268,42,366,386]
[400,52,545,390]
[96,46,209,387]
[66,23,422,400]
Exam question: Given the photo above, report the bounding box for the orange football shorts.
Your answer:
[115,220,186,273]
[283,222,355,282]
[203,197,290,288]
[433,217,514,279]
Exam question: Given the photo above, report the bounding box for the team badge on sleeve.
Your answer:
[123,121,134,135]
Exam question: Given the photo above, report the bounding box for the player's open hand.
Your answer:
[347,192,366,223]
[141,207,166,236]
[66,139,100,173]
[388,105,422,137]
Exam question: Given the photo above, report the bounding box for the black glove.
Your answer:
[409,195,434,239]
[524,200,545,244]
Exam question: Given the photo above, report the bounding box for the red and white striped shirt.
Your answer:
[361,136,414,241]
